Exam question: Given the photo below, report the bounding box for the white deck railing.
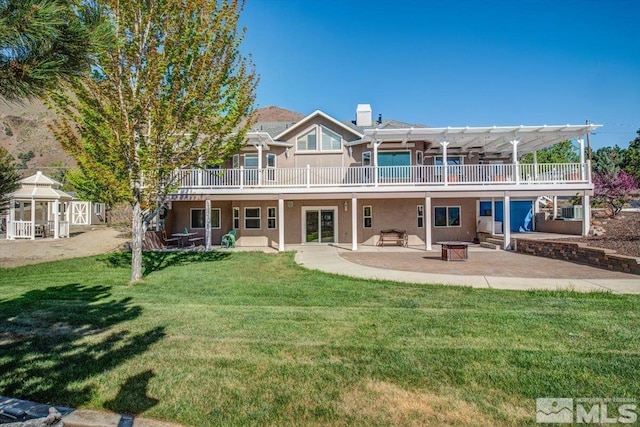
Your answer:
[175,163,589,190]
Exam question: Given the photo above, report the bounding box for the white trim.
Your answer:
[301,206,338,244]
[244,206,261,229]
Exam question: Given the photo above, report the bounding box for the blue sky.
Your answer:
[240,0,639,149]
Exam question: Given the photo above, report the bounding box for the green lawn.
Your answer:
[0,251,638,426]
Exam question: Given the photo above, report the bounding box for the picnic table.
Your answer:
[171,232,199,247]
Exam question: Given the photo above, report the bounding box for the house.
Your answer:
[163,104,600,251]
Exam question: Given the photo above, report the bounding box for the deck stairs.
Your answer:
[480,235,505,250]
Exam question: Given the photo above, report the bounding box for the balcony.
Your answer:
[174,163,591,193]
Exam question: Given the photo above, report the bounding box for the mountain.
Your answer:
[0,103,303,178]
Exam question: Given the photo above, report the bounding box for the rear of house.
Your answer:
[162,104,599,251]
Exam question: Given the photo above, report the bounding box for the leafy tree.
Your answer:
[0,146,20,214]
[0,0,109,102]
[50,0,258,282]
[521,140,579,163]
[593,170,640,216]
[591,145,624,175]
[621,129,640,181]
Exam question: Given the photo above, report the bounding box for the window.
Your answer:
[434,156,463,166]
[363,206,372,228]
[321,126,341,150]
[479,201,492,217]
[233,207,239,229]
[297,127,317,151]
[192,208,221,229]
[232,154,239,169]
[245,207,260,229]
[266,153,276,181]
[434,206,461,227]
[296,125,342,152]
[362,151,371,166]
[267,207,276,229]
[244,153,258,168]
[416,151,424,165]
[212,208,221,229]
[417,205,424,228]
[191,209,205,229]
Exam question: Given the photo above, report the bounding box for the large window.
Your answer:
[192,208,221,229]
[245,207,261,229]
[296,125,342,152]
[297,127,317,151]
[434,206,461,227]
[232,154,239,169]
[321,126,341,150]
[363,206,372,228]
[266,153,276,181]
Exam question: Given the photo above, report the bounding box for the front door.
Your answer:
[304,208,336,243]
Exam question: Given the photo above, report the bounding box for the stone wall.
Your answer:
[515,238,640,275]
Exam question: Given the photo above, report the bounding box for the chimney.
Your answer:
[356,104,372,127]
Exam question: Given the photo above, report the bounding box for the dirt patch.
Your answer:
[0,226,129,268]
[339,380,516,426]
[556,211,640,258]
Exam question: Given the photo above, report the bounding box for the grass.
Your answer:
[0,251,639,426]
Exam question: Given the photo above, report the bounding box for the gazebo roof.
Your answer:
[10,171,73,201]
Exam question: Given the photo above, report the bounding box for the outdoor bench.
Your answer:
[377,229,408,247]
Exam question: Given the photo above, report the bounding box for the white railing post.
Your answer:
[306,164,311,188]
[240,166,244,189]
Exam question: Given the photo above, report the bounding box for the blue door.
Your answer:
[482,200,533,232]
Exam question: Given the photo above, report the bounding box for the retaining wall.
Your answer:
[515,238,640,275]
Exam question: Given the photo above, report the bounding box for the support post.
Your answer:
[64,202,70,237]
[503,195,511,250]
[510,139,520,185]
[278,198,285,251]
[30,198,36,240]
[440,140,449,186]
[578,138,585,181]
[425,195,432,250]
[54,200,60,239]
[205,199,211,251]
[240,166,244,189]
[582,194,591,237]
[7,201,15,239]
[491,198,496,235]
[257,144,263,186]
[552,195,558,219]
[351,197,357,251]
[373,139,380,187]
[306,164,311,188]
[533,151,539,180]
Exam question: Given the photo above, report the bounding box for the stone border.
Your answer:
[515,238,640,275]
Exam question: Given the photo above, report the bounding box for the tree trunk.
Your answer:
[130,201,144,282]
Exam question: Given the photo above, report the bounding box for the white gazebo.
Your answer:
[6,171,73,240]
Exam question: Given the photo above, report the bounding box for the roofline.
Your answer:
[274,110,364,140]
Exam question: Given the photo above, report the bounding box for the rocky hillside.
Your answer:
[0,99,75,177]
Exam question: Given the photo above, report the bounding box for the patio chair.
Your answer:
[221,229,237,248]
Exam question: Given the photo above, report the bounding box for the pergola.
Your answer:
[6,171,73,240]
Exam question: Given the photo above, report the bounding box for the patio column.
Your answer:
[30,198,36,240]
[440,140,449,186]
[578,138,585,181]
[491,198,496,235]
[582,194,591,237]
[533,151,539,180]
[205,199,211,251]
[351,197,357,251]
[257,143,263,186]
[425,195,432,250]
[53,200,60,239]
[552,196,558,219]
[7,202,14,239]
[510,139,520,184]
[373,139,381,187]
[503,195,511,250]
[64,201,70,237]
[278,197,285,251]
